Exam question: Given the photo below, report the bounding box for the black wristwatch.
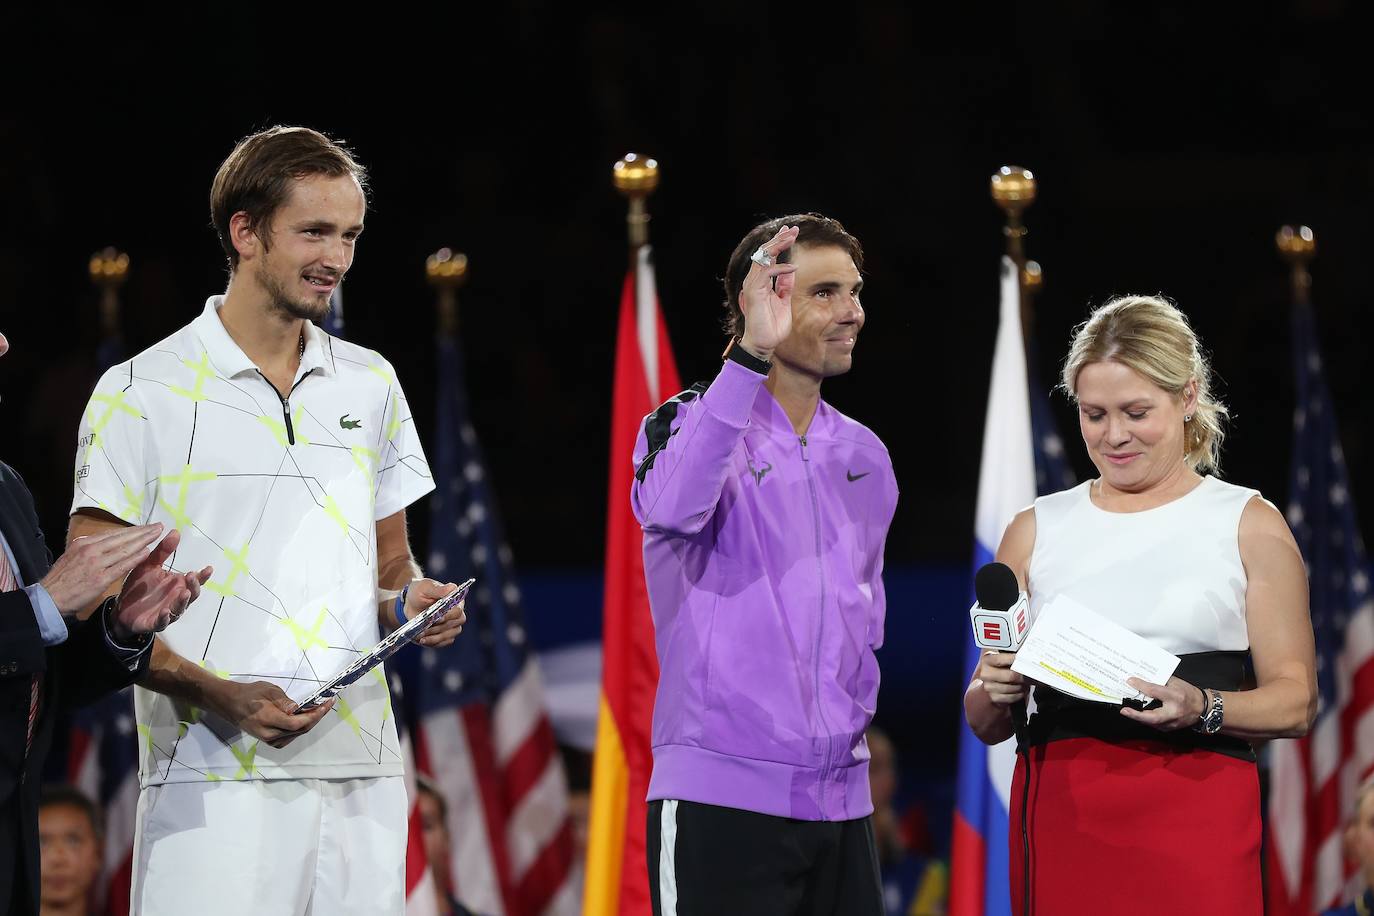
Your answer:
[1192,688,1224,735]
[723,337,772,375]
[102,595,151,650]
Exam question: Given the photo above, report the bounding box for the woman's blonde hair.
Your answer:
[1060,295,1228,473]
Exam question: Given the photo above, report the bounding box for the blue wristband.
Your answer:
[394,584,410,628]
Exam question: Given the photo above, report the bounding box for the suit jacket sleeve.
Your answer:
[0,461,53,677]
[54,611,150,709]
[0,590,46,677]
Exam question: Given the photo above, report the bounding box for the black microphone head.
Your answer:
[975,561,1020,612]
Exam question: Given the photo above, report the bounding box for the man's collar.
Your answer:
[751,383,833,440]
[191,296,334,380]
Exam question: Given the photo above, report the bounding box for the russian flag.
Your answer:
[949,257,1037,916]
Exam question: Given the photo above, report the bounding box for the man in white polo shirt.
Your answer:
[66,126,465,915]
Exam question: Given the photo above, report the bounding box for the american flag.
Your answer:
[1267,297,1374,915]
[317,284,441,916]
[67,689,138,915]
[395,336,577,916]
[1027,341,1077,497]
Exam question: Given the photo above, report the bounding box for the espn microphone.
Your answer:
[970,560,1030,737]
[969,561,1029,651]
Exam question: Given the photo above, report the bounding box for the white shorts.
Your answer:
[130,776,407,916]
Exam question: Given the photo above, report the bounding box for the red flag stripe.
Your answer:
[501,717,558,811]
[460,704,517,906]
[405,800,430,895]
[515,820,576,915]
[948,811,987,916]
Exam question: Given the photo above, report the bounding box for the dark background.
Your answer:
[3,2,1371,842]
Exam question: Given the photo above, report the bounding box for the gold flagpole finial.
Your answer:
[1276,225,1316,306]
[426,248,469,336]
[991,166,1036,268]
[89,247,130,338]
[614,153,659,249]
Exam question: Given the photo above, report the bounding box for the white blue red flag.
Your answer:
[949,257,1047,916]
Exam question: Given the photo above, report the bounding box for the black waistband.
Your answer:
[1018,650,1256,762]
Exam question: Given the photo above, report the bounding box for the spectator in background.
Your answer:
[1323,781,1374,916]
[867,728,947,916]
[38,786,103,916]
[416,776,477,916]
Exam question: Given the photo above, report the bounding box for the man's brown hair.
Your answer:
[210,126,368,269]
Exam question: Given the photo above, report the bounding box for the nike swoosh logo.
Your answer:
[846,470,870,482]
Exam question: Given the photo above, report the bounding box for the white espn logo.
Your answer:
[969,593,1030,651]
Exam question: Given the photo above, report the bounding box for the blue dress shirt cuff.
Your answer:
[25,582,68,646]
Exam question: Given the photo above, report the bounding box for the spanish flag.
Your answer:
[584,246,681,915]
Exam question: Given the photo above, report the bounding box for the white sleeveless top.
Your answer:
[1028,476,1260,655]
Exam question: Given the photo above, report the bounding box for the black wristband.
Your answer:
[724,338,772,375]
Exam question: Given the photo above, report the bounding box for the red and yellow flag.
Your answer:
[584,247,681,915]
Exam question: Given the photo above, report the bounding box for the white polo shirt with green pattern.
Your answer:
[71,296,434,786]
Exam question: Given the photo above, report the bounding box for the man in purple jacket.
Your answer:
[633,214,898,914]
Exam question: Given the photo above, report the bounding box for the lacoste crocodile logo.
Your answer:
[748,459,773,485]
[339,414,362,430]
[846,470,870,483]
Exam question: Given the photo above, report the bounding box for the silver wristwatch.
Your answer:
[1193,688,1224,735]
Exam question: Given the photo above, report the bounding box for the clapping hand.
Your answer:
[42,523,166,615]
[111,528,212,641]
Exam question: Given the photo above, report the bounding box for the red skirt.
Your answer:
[1008,736,1262,916]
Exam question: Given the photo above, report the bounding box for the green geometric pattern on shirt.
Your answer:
[351,446,380,487]
[121,484,145,520]
[86,391,141,448]
[229,740,259,779]
[157,464,217,532]
[334,693,362,739]
[169,351,215,403]
[205,542,251,598]
[280,608,329,652]
[257,405,310,448]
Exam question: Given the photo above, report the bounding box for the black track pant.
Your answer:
[646,799,884,916]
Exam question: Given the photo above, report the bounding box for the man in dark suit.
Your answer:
[0,329,212,915]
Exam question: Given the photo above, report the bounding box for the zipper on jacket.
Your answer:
[800,433,833,811]
[256,368,317,446]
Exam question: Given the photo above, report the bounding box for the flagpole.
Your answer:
[614,152,658,254]
[1276,225,1316,307]
[586,152,669,916]
[614,150,663,401]
[991,166,1037,342]
[426,247,469,336]
[89,246,129,333]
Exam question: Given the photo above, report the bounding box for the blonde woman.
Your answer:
[963,296,1317,915]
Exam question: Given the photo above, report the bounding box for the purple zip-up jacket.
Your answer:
[632,357,898,821]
